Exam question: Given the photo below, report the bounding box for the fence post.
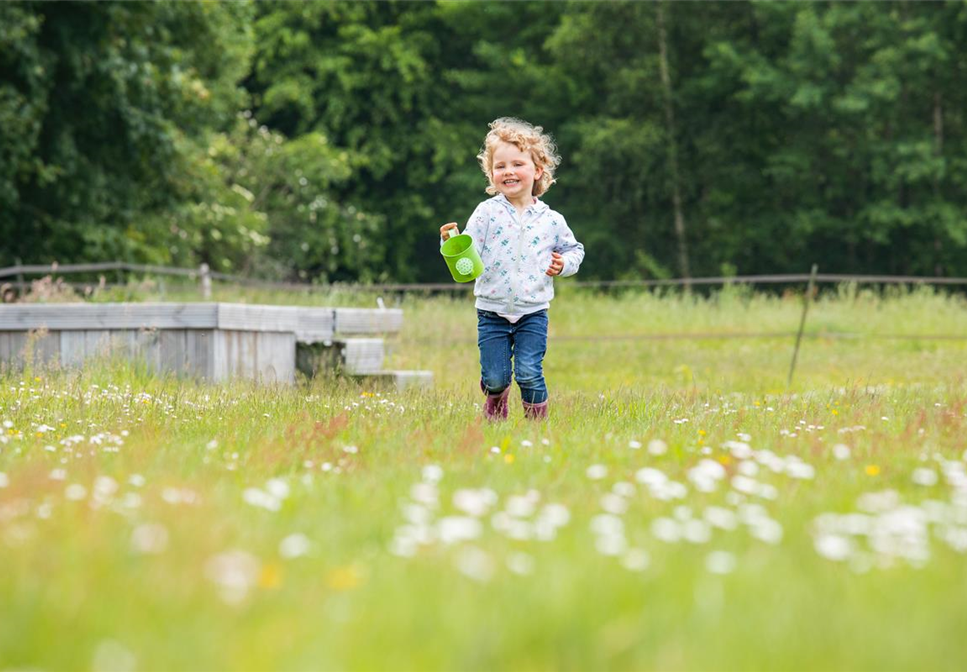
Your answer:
[788,264,818,387]
[199,263,211,300]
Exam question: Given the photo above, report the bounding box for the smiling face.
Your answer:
[490,141,543,206]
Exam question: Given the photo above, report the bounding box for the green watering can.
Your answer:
[441,227,484,283]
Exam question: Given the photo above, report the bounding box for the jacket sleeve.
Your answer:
[555,216,585,277]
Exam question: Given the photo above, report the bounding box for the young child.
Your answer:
[440,117,584,421]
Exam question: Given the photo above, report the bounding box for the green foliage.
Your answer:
[4,1,967,281]
[0,0,255,267]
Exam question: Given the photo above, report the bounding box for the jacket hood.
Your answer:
[493,194,550,215]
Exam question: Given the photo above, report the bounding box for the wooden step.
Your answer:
[296,338,386,377]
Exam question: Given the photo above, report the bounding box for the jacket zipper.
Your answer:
[508,206,528,311]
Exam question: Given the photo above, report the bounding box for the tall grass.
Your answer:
[1,289,966,670]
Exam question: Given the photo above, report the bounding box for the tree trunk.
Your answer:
[933,91,944,276]
[656,0,691,282]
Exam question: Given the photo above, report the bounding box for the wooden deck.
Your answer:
[0,302,428,387]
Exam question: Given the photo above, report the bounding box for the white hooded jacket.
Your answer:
[460,194,585,315]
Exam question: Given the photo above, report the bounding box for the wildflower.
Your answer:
[265,478,290,499]
[279,533,311,559]
[832,444,851,460]
[705,550,736,575]
[506,552,535,575]
[682,519,712,544]
[586,464,607,480]
[749,518,783,545]
[648,439,668,455]
[865,465,880,477]
[621,548,650,572]
[438,516,483,544]
[635,468,667,487]
[703,506,738,531]
[259,563,283,589]
[131,523,168,555]
[65,484,87,501]
[506,493,538,517]
[454,547,494,582]
[612,481,636,498]
[243,488,281,512]
[814,534,852,561]
[652,517,680,543]
[206,550,260,605]
[92,640,137,672]
[595,534,627,556]
[600,493,628,515]
[591,514,624,537]
[453,489,498,517]
[422,464,443,483]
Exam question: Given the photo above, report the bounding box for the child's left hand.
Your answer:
[546,252,565,276]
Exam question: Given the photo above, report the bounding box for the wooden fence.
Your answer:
[4,261,967,295]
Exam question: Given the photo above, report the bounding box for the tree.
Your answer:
[0,1,256,267]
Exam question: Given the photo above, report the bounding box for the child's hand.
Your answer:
[546,252,565,276]
[440,222,458,240]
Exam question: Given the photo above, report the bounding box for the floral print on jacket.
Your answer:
[462,194,585,314]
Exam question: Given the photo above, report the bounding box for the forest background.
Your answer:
[2,0,966,284]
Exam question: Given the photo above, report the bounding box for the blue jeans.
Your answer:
[477,309,549,404]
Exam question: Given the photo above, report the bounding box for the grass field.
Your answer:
[2,286,967,670]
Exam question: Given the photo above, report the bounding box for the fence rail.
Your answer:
[4,261,967,292]
[4,261,967,386]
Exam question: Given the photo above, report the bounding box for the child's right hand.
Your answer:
[440,222,458,240]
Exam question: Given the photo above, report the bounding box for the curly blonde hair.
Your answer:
[476,117,561,197]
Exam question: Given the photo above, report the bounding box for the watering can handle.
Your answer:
[444,226,459,240]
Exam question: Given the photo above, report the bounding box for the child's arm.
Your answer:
[550,217,585,277]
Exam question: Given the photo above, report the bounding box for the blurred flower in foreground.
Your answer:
[131,523,168,555]
[206,550,261,605]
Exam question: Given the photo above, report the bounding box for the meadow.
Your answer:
[2,285,967,670]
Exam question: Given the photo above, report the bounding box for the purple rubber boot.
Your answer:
[522,400,549,421]
[481,380,510,421]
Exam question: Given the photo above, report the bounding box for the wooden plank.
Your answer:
[186,329,213,379]
[133,328,162,374]
[216,304,303,333]
[334,308,403,335]
[32,330,60,366]
[0,303,219,331]
[0,332,9,363]
[211,329,230,382]
[6,332,27,363]
[295,308,335,343]
[60,331,87,367]
[236,330,257,379]
[84,330,112,360]
[256,331,295,384]
[339,338,385,374]
[158,330,188,375]
[214,329,257,380]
